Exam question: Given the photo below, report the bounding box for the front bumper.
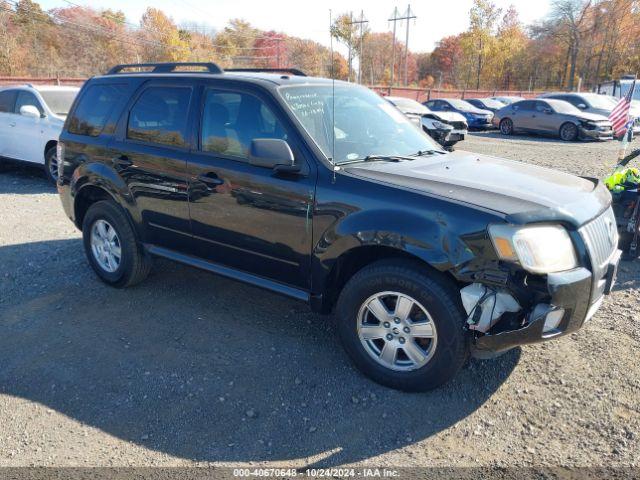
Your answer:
[467,118,494,129]
[473,249,621,355]
[580,125,614,140]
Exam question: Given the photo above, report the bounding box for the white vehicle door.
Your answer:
[0,89,18,158]
[5,90,46,163]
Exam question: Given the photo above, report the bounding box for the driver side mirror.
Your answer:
[544,108,553,114]
[249,139,300,173]
[20,105,41,119]
[577,103,587,109]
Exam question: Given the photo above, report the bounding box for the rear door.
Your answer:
[186,82,317,290]
[511,100,536,131]
[110,81,196,252]
[0,89,18,158]
[5,90,45,163]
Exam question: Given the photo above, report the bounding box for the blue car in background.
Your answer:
[465,97,507,113]
[423,98,494,129]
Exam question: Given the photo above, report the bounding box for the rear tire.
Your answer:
[82,200,151,288]
[499,118,513,135]
[559,122,578,141]
[44,145,58,184]
[335,259,468,391]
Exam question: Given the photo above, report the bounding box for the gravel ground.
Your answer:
[0,133,638,472]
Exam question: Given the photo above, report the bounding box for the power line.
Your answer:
[347,10,368,84]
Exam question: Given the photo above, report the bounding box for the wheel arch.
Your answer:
[71,163,141,237]
[313,244,461,314]
[44,139,57,159]
[310,204,479,313]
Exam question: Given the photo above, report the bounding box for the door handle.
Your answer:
[198,172,224,186]
[112,155,132,168]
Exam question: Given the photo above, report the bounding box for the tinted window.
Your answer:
[201,89,287,159]
[15,91,43,115]
[535,101,549,112]
[127,86,191,147]
[561,96,581,107]
[515,100,535,111]
[68,84,126,137]
[0,90,17,113]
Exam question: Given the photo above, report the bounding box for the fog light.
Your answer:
[543,309,565,333]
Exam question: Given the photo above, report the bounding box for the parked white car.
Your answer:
[0,85,79,182]
[386,96,468,149]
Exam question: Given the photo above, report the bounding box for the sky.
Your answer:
[37,0,552,53]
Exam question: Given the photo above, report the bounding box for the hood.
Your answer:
[430,111,467,123]
[344,150,610,227]
[574,112,610,122]
[462,108,492,116]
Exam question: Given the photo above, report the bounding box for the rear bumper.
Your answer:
[473,250,621,355]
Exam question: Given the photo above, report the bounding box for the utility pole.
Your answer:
[388,7,400,87]
[347,10,368,84]
[402,5,416,86]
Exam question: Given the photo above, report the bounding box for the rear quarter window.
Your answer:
[68,84,126,137]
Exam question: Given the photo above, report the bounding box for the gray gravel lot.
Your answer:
[0,133,638,470]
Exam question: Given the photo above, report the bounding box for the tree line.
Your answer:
[0,0,638,92]
[0,0,348,78]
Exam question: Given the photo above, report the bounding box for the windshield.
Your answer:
[546,99,582,114]
[279,85,440,165]
[389,97,429,113]
[446,99,477,110]
[582,94,617,109]
[478,98,505,109]
[39,90,78,116]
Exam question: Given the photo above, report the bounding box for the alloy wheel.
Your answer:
[90,219,122,273]
[357,291,438,372]
[48,153,59,181]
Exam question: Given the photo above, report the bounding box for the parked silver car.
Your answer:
[540,92,640,133]
[493,99,614,141]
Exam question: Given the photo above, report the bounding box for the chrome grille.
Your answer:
[579,207,619,302]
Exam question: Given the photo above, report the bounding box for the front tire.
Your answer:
[82,200,151,288]
[559,122,578,141]
[336,259,468,391]
[44,145,58,184]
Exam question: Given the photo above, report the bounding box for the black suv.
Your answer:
[58,63,621,391]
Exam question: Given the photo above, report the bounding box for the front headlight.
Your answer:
[489,224,578,274]
[432,121,450,129]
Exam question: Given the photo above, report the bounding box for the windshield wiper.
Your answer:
[409,149,444,157]
[338,154,415,165]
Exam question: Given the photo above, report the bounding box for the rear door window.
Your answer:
[127,86,192,148]
[0,90,17,113]
[515,100,535,111]
[68,84,126,136]
[14,91,43,115]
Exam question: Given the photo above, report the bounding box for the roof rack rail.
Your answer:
[225,68,307,77]
[106,62,224,75]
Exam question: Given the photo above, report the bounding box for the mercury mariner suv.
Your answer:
[57,63,621,391]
